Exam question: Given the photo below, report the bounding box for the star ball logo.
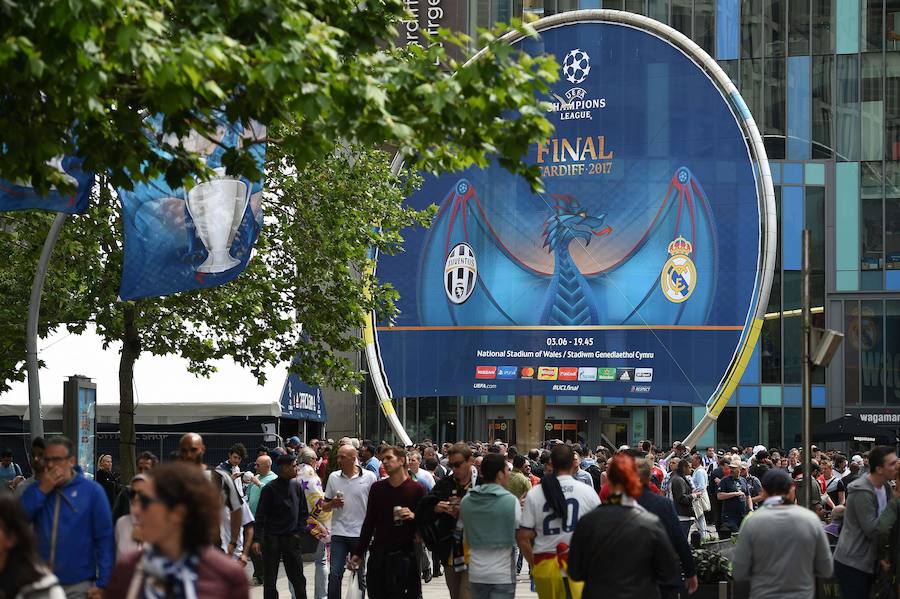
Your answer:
[563,49,591,84]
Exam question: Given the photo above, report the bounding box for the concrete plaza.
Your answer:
[249,563,538,598]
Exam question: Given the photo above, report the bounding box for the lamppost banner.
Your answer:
[373,17,772,406]
[117,116,266,300]
[0,156,94,213]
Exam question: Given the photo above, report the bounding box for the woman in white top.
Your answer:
[115,474,148,560]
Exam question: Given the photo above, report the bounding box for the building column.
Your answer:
[515,395,546,449]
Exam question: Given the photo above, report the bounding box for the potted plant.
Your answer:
[683,547,749,599]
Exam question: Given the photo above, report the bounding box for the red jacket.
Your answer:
[104,547,248,599]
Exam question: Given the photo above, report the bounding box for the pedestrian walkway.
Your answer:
[248,564,539,598]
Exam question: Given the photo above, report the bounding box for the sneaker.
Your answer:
[423,568,433,584]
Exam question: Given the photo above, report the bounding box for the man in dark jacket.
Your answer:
[637,458,698,596]
[416,442,476,599]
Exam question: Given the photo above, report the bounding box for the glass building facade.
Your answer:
[361,0,900,449]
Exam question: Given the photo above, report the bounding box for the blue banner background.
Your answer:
[117,118,265,300]
[0,156,94,213]
[375,22,763,403]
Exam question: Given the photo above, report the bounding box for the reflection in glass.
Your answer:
[863,0,885,52]
[720,60,739,88]
[783,271,801,384]
[861,300,885,405]
[811,0,834,55]
[861,162,885,288]
[764,0,787,57]
[836,54,860,161]
[671,0,692,38]
[741,58,764,125]
[438,396,458,443]
[788,0,810,55]
[625,0,646,15]
[889,1,900,51]
[694,0,715,55]
[886,54,900,161]
[648,0,669,24]
[845,301,861,406]
[887,301,900,405]
[812,55,834,158]
[764,57,786,158]
[742,0,763,58]
[862,53,885,162]
[887,197,900,271]
[672,406,692,443]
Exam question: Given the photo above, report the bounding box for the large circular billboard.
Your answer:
[365,10,775,445]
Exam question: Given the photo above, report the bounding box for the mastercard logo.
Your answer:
[520,367,536,379]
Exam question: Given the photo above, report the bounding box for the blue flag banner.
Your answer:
[369,16,774,405]
[117,118,266,300]
[0,156,94,213]
[279,375,327,422]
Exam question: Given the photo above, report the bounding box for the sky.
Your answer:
[0,325,286,417]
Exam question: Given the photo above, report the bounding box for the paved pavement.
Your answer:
[249,563,539,598]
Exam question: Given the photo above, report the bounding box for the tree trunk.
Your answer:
[118,304,140,482]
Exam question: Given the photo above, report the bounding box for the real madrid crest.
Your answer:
[660,236,697,303]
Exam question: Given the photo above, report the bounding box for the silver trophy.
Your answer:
[185,167,250,273]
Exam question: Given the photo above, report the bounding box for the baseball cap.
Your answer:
[288,436,301,446]
[619,444,630,451]
[752,444,766,456]
[762,469,794,495]
[851,455,864,464]
[729,456,742,469]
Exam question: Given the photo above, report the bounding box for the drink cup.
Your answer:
[393,506,403,526]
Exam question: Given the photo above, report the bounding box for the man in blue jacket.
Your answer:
[21,436,113,599]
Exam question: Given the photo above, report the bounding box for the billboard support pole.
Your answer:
[801,229,812,509]
[27,212,68,442]
[515,395,546,451]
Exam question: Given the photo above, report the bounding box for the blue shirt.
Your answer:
[718,475,750,519]
[365,456,382,478]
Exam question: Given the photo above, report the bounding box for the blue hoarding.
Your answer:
[372,18,771,405]
[279,375,327,423]
[117,117,265,300]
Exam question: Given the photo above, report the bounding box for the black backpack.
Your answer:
[585,464,603,493]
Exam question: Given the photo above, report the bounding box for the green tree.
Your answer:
[0,0,560,478]
[0,140,432,479]
[1,1,556,192]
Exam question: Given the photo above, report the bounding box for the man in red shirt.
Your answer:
[350,446,425,599]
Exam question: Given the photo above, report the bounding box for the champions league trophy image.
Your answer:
[184,166,250,273]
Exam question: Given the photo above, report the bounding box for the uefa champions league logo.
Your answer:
[562,49,591,84]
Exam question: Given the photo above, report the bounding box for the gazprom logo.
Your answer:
[445,243,477,304]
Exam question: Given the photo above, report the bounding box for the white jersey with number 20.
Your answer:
[520,474,601,555]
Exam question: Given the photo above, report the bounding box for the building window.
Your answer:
[718,407,738,450]
[742,0,764,59]
[863,0,885,53]
[671,406,692,444]
[887,300,900,405]
[788,0,810,56]
[762,406,782,449]
[812,55,834,158]
[438,397,458,443]
[739,407,761,447]
[862,300,886,405]
[764,57,787,158]
[885,53,900,160]
[811,0,834,55]
[836,54,861,161]
[846,301,861,406]
[694,0,715,55]
[862,53,885,162]
[783,407,801,449]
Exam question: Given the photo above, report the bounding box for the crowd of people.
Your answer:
[0,433,898,599]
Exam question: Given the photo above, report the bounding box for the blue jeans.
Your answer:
[328,535,366,599]
[469,582,516,599]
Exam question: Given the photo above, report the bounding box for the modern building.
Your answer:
[360,0,900,451]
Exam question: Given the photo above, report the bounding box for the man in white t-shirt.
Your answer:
[517,445,600,599]
[323,444,377,599]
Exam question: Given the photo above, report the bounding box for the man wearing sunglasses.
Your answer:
[417,442,478,599]
[20,435,113,599]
